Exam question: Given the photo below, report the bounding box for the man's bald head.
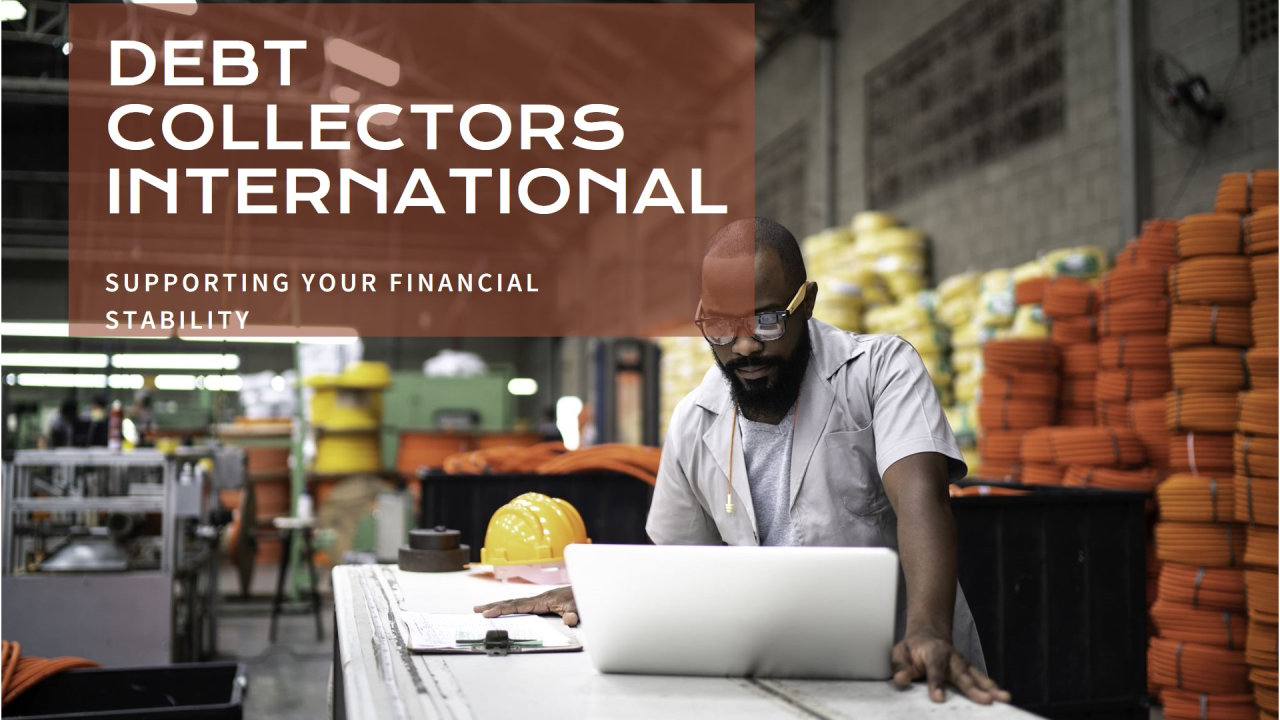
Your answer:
[704,217,807,293]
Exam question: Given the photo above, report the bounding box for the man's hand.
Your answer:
[892,628,1010,705]
[473,587,578,626]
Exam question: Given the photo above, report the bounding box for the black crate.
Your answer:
[953,484,1151,720]
[418,469,654,562]
[5,662,245,720]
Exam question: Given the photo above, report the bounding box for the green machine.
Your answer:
[379,371,517,469]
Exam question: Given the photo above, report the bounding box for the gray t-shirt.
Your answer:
[740,412,799,546]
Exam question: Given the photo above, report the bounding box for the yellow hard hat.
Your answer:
[481,492,589,566]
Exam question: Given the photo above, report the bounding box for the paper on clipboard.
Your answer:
[401,612,576,652]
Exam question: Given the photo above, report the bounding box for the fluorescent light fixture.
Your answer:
[202,375,243,392]
[270,375,287,393]
[12,373,141,389]
[507,378,538,396]
[154,374,198,391]
[325,38,400,87]
[0,1,28,21]
[556,396,583,451]
[109,374,145,389]
[180,326,358,344]
[330,85,360,104]
[61,40,71,55]
[1,322,68,337]
[124,0,198,17]
[111,353,240,370]
[1,353,110,369]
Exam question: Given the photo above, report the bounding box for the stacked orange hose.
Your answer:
[1246,205,1278,255]
[950,484,1029,497]
[1101,265,1169,303]
[976,430,1026,462]
[1021,427,1146,466]
[1234,434,1278,479]
[1244,525,1277,568]
[978,399,1055,430]
[441,442,663,486]
[1101,298,1170,335]
[1169,305,1253,348]
[1015,277,1050,306]
[1097,402,1133,429]
[1064,465,1162,491]
[1166,391,1239,433]
[1059,406,1098,427]
[1170,433,1235,475]
[1168,257,1254,305]
[1252,253,1277,298]
[979,371,1060,401]
[1158,565,1246,611]
[1253,676,1279,714]
[1247,348,1279,389]
[1149,637,1251,693]
[974,462,1020,482]
[1022,463,1065,486]
[1157,475,1237,523]
[1159,689,1256,720]
[1232,476,1278,526]
[1099,334,1171,369]
[1060,377,1097,406]
[1151,599,1247,649]
[1155,522,1246,567]
[1245,620,1277,670]
[1,641,98,705]
[1043,277,1097,316]
[1049,316,1098,344]
[1062,343,1100,376]
[1253,299,1278,347]
[443,442,566,474]
[1214,170,1279,213]
[1133,398,1173,468]
[1170,347,1252,391]
[1177,213,1248,258]
[1237,389,1279,435]
[1097,369,1173,402]
[1245,570,1278,618]
[984,340,1061,373]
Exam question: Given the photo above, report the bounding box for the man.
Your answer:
[477,218,1008,705]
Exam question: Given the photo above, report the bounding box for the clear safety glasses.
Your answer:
[694,282,811,347]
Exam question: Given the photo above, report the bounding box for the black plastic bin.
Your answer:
[418,469,654,562]
[5,662,246,720]
[952,484,1150,720]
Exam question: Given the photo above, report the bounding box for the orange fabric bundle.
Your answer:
[1064,464,1162,491]
[1099,334,1171,369]
[1148,637,1251,693]
[1049,315,1098,344]
[1043,277,1097,317]
[1169,257,1255,305]
[1101,298,1170,335]
[1155,522,1246,567]
[1101,265,1169,303]
[1021,426,1146,466]
[1246,205,1279,255]
[1245,620,1278,669]
[1245,570,1278,618]
[974,462,1020,482]
[1015,277,1049,305]
[1157,474,1237,523]
[980,371,1061,401]
[1062,343,1100,376]
[1247,347,1278,389]
[978,398,1055,431]
[1157,565,1245,611]
[976,430,1027,462]
[1167,390,1239,433]
[983,340,1061,374]
[1132,399,1173,467]
[1214,170,1279,213]
[1,640,98,706]
[1061,377,1097,406]
[1238,389,1279,436]
[1245,525,1277,568]
[1170,304,1253,348]
[1022,462,1065,486]
[536,444,663,485]
[1097,369,1173,402]
[1234,434,1278,479]
[1170,433,1235,475]
[1171,347,1252,391]
[1059,406,1098,426]
[1151,600,1247,649]
[1178,213,1248,259]
[1233,476,1278,526]
[1253,299,1278,347]
[1252,253,1278,299]
[1097,402,1133,429]
[1159,689,1257,720]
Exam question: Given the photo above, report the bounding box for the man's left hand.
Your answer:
[891,628,1011,704]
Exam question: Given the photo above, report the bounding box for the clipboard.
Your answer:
[401,612,583,655]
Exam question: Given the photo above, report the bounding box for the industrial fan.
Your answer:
[1143,50,1227,144]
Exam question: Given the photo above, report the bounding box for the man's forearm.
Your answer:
[884,453,958,638]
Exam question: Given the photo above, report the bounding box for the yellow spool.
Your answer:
[313,432,382,474]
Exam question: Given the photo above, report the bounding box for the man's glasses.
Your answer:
[695,282,811,347]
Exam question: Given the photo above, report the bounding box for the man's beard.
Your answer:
[713,325,812,419]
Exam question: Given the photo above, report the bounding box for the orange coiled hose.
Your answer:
[1059,406,1099,427]
[1170,304,1253,348]
[1151,599,1248,649]
[1254,676,1279,713]
[1237,389,1279,435]
[1101,265,1169,303]
[1043,277,1097,317]
[1252,253,1278,299]
[1,640,98,706]
[1178,213,1248,259]
[1246,205,1278,254]
[1099,334,1171,369]
[1132,398,1173,467]
[1064,464,1162,491]
[1245,525,1277,568]
[1158,689,1256,720]
[1214,170,1279,213]
[1015,277,1049,306]
[1049,316,1098,344]
[1158,565,1246,612]
[979,371,1061,401]
[977,398,1056,431]
[1155,522,1246,567]
[1021,463,1065,486]
[974,462,1021,482]
[1097,369,1173,402]
[1234,434,1278,479]
[1061,377,1097,406]
[1253,300,1278,347]
[1245,570,1278,618]
[1167,391,1239,433]
[984,340,1061,373]
[1148,637,1251,693]
[1063,343,1100,376]
[1021,426,1146,466]
[536,444,663,485]
[1102,298,1170,335]
[1169,257,1255,305]
[1233,476,1278,526]
[949,484,1029,497]
[1171,347,1252,391]
[1245,620,1277,669]
[976,430,1027,462]
[1171,433,1236,475]
[442,442,567,474]
[1097,402,1134,429]
[1247,348,1278,389]
[1157,475,1237,523]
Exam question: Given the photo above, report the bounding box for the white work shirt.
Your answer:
[646,318,985,669]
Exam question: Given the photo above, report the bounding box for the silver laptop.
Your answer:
[564,544,899,679]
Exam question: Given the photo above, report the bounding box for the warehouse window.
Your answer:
[1241,0,1278,53]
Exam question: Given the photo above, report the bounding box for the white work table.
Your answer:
[331,565,1038,720]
